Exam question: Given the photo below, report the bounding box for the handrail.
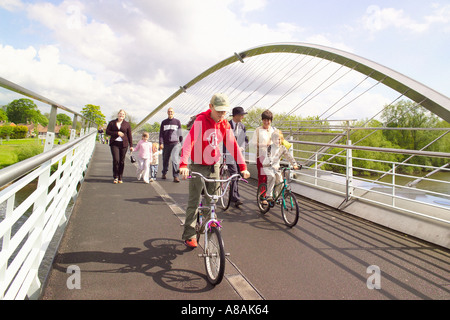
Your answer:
[290,139,450,158]
[0,77,85,119]
[0,77,96,130]
[0,76,98,300]
[0,131,95,187]
[0,128,97,299]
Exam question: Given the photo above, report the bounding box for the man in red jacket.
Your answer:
[179,93,250,248]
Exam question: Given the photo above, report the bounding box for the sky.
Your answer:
[0,0,449,123]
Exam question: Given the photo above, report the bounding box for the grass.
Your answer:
[0,145,20,168]
[0,138,68,169]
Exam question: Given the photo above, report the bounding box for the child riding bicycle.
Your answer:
[179,93,250,248]
[262,130,299,205]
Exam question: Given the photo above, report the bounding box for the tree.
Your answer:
[81,104,106,127]
[0,109,7,122]
[57,113,72,125]
[59,125,70,138]
[6,98,47,125]
[381,100,440,150]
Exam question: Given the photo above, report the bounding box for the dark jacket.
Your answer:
[106,119,133,148]
[159,118,183,145]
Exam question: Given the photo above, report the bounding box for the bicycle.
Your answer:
[218,154,231,210]
[256,166,301,227]
[190,171,246,285]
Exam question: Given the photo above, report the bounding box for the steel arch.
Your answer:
[134,42,450,132]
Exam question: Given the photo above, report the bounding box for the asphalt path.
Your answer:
[41,143,450,301]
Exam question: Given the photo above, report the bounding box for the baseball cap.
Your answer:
[210,93,230,112]
[232,106,248,116]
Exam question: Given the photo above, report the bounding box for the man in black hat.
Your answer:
[225,106,249,207]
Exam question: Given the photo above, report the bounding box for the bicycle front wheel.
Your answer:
[281,191,299,227]
[256,183,270,214]
[204,226,225,285]
[219,168,231,211]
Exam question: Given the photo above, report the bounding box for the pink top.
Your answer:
[134,140,153,159]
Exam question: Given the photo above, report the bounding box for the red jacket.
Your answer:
[180,109,247,172]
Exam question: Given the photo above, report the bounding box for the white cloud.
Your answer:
[362,5,428,33]
[425,4,450,24]
[1,0,448,123]
[361,4,450,34]
[240,0,267,13]
[0,0,358,121]
[0,0,23,11]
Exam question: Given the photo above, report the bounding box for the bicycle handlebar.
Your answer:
[189,171,248,199]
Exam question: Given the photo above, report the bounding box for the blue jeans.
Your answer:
[150,164,158,179]
[162,142,181,178]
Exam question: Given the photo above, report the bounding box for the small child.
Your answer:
[262,130,299,203]
[133,132,153,183]
[150,142,162,182]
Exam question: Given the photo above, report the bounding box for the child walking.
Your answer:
[150,142,162,182]
[133,132,153,183]
[262,130,299,204]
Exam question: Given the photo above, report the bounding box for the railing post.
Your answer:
[346,140,353,201]
[71,114,78,141]
[314,153,318,186]
[44,105,58,152]
[0,195,15,299]
[392,163,396,207]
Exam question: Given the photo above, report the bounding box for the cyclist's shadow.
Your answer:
[53,238,212,293]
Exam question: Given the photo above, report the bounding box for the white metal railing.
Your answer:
[0,128,96,299]
[246,128,450,226]
[292,140,450,223]
[0,76,99,300]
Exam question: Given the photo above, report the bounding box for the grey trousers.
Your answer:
[182,163,220,241]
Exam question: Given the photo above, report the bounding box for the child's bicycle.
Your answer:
[256,166,301,227]
[190,171,246,285]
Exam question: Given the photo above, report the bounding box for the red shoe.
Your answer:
[184,238,197,248]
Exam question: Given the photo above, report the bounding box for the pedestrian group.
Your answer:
[104,93,295,248]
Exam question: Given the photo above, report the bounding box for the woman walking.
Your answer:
[106,109,134,183]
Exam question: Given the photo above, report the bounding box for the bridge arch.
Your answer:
[134,42,450,131]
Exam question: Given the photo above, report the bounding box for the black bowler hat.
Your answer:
[232,106,248,116]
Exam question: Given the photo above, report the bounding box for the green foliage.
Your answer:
[0,109,7,122]
[380,100,447,170]
[0,125,28,139]
[138,122,161,133]
[15,144,43,161]
[57,113,72,125]
[12,125,28,139]
[59,125,70,137]
[81,104,106,127]
[5,98,48,125]
[0,125,14,138]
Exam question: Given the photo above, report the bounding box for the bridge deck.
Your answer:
[40,144,450,300]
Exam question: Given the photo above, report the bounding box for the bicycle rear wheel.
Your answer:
[256,183,270,214]
[204,226,225,285]
[281,191,299,227]
[219,167,231,211]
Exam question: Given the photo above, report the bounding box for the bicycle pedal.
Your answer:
[225,253,230,256]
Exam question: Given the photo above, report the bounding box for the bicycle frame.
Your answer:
[268,168,291,205]
[191,172,242,244]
